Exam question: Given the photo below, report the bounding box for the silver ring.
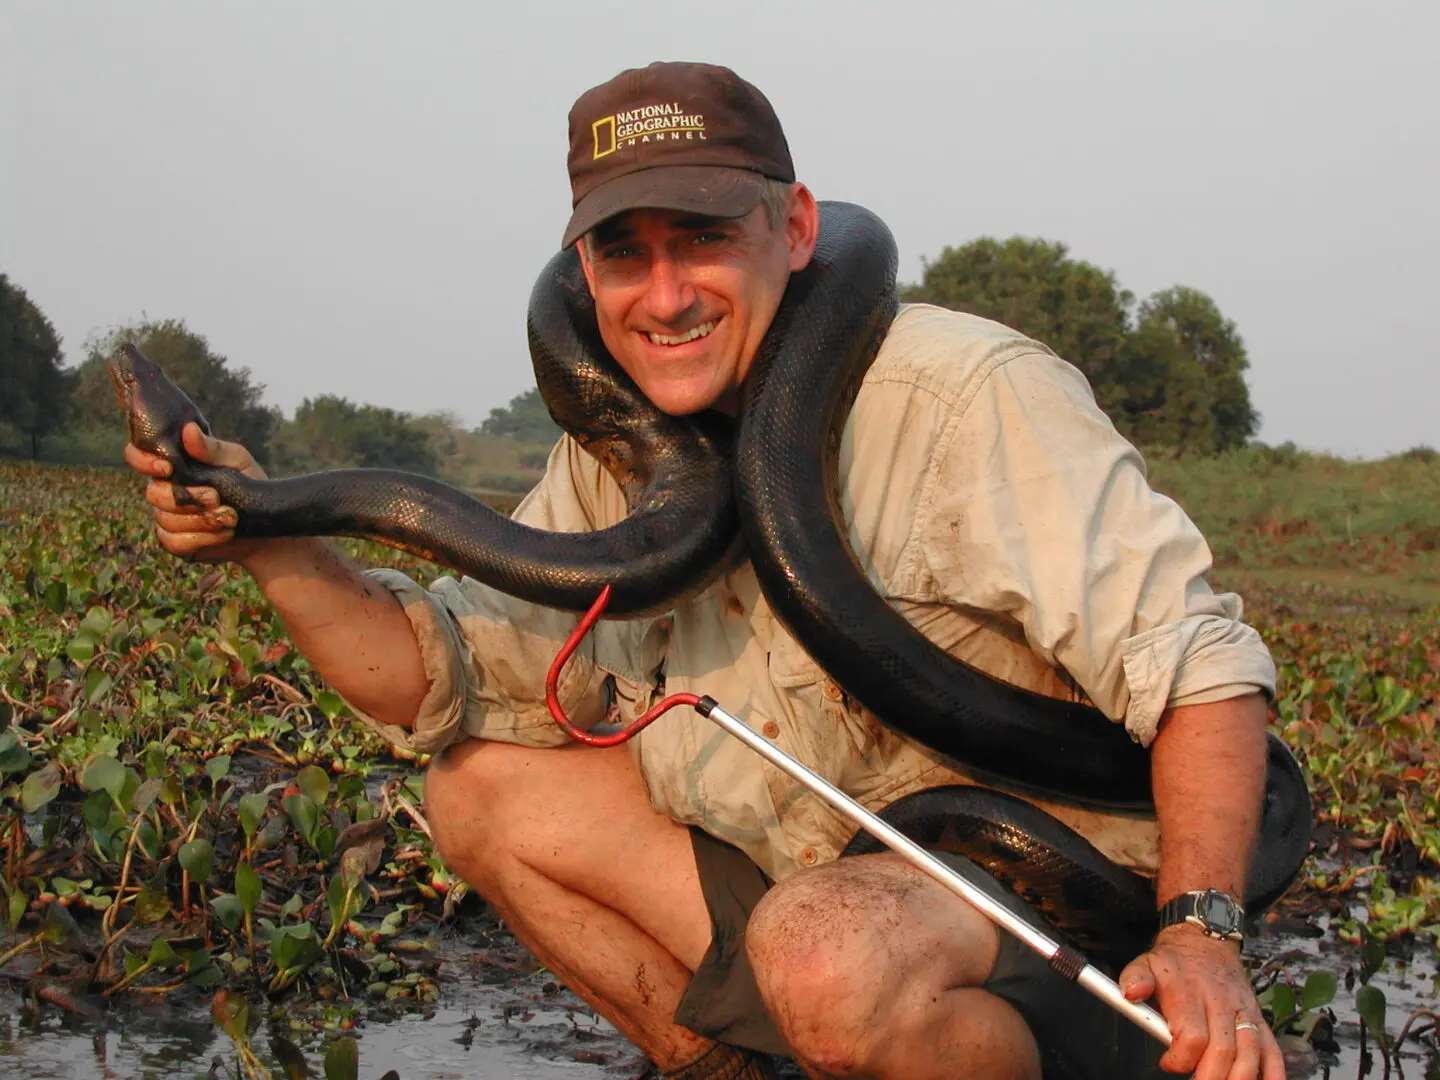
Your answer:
[1235,1020,1260,1034]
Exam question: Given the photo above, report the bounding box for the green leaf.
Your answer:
[0,733,32,776]
[211,989,249,1042]
[235,863,261,915]
[132,777,162,815]
[21,764,62,812]
[85,667,113,703]
[135,884,171,924]
[1300,969,1337,1010]
[323,1035,359,1080]
[82,788,113,830]
[284,792,319,844]
[147,937,181,969]
[42,580,67,614]
[80,606,113,637]
[36,901,79,947]
[326,874,350,931]
[1356,984,1387,1043]
[270,1035,311,1080]
[210,893,244,933]
[314,690,346,722]
[178,838,215,884]
[238,792,268,839]
[204,754,231,785]
[143,743,167,779]
[1360,927,1387,984]
[65,636,95,663]
[136,820,161,860]
[295,765,329,806]
[1269,982,1296,1028]
[271,923,321,971]
[7,889,26,931]
[81,755,127,799]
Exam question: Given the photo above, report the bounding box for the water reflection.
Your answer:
[0,926,1432,1079]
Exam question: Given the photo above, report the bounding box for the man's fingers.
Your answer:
[1119,955,1156,1001]
[145,480,220,514]
[123,442,172,478]
[156,524,236,560]
[153,506,237,535]
[1225,1019,1261,1080]
[1190,1003,1238,1080]
[1259,1025,1287,1080]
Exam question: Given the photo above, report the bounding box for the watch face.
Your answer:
[1200,892,1240,933]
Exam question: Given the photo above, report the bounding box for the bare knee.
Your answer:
[423,739,553,888]
[745,857,999,1074]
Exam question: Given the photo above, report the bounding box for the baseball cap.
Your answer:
[561,61,796,248]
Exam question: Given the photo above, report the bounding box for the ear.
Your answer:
[784,183,821,273]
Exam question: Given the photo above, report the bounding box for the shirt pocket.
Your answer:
[765,629,881,788]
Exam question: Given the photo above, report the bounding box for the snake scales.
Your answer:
[111,201,1311,954]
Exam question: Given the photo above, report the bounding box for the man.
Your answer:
[126,62,1286,1080]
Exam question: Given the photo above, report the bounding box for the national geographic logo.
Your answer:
[592,102,708,159]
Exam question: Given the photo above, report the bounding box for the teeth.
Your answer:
[648,320,716,346]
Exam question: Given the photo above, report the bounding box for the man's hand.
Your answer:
[124,421,266,564]
[1121,925,1284,1080]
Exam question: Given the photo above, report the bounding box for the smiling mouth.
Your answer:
[646,319,718,346]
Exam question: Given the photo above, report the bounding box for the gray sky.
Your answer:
[5,1,1436,459]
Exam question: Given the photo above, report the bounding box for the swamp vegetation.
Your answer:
[0,448,1437,1078]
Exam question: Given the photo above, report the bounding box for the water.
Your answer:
[0,924,1432,1078]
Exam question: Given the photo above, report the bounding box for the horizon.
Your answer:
[5,1,1436,461]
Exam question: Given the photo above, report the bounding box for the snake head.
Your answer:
[107,343,213,468]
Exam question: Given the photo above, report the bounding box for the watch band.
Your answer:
[1157,890,1246,941]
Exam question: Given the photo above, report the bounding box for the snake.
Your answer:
[111,201,1311,952]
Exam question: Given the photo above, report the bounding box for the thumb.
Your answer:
[182,422,253,472]
[1119,954,1156,1001]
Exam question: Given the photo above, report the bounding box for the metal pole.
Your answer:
[695,696,1173,1048]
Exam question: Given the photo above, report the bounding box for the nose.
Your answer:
[640,250,699,325]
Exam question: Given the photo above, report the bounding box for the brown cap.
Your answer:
[561,61,795,248]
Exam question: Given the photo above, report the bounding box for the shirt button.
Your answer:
[762,720,780,739]
[799,847,818,866]
[822,681,843,702]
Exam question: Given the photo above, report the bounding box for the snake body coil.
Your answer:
[111,201,1311,951]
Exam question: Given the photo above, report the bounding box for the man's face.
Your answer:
[577,185,819,417]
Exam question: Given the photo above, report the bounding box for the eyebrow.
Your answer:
[590,212,731,247]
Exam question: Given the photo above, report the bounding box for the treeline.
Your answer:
[0,276,559,494]
[4,238,1264,475]
[904,238,1258,454]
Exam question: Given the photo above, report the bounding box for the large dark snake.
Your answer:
[111,201,1311,955]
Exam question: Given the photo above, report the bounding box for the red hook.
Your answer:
[545,585,700,747]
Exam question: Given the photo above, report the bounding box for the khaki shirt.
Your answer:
[349,304,1276,885]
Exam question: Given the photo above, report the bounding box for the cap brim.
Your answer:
[561,166,768,248]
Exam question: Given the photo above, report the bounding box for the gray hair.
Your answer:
[759,178,796,229]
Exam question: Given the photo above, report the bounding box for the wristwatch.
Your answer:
[1156,889,1245,942]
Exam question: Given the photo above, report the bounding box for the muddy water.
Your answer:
[0,921,1432,1079]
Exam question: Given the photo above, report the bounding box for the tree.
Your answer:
[479,387,561,444]
[75,319,280,463]
[1135,287,1258,452]
[901,238,1134,417]
[1108,318,1217,453]
[268,395,439,476]
[0,275,72,458]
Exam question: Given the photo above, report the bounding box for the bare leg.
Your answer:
[424,738,721,1070]
[746,854,1042,1080]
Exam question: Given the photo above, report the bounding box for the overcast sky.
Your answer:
[4,1,1436,459]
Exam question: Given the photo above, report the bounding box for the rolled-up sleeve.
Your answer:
[919,348,1275,747]
[342,437,666,756]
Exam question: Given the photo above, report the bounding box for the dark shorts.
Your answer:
[673,828,1169,1080]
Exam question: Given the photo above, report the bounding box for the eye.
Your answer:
[600,244,640,260]
[692,230,728,246]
